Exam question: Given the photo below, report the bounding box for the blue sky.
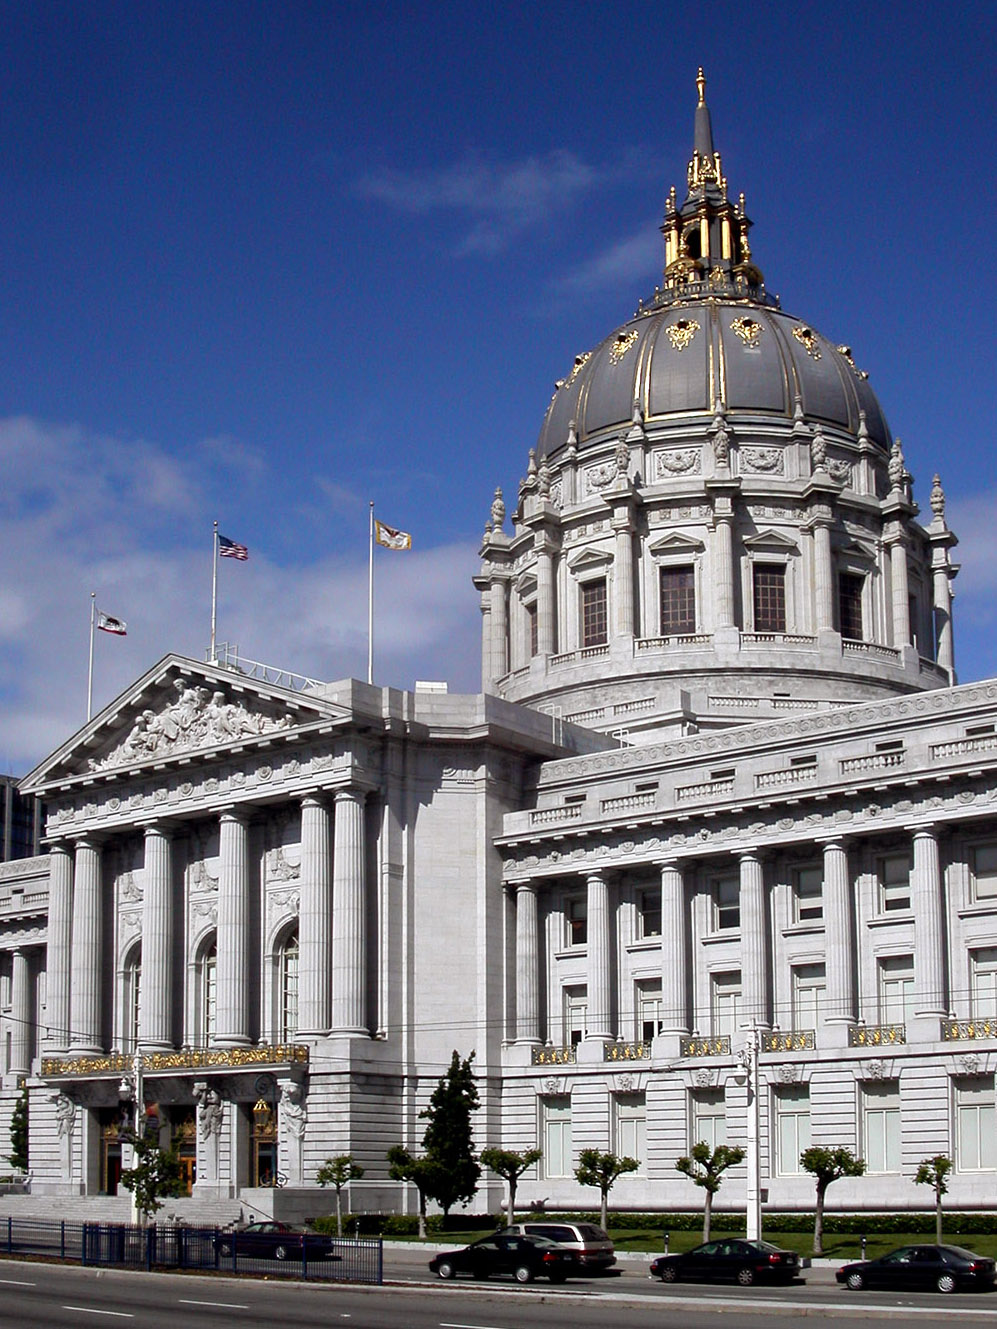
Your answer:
[1,1,995,771]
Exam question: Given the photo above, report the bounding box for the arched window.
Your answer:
[123,948,142,1051]
[279,931,299,1042]
[200,939,217,1045]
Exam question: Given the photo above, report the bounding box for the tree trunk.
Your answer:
[601,1188,608,1231]
[336,1187,343,1237]
[936,1190,943,1244]
[703,1190,713,1243]
[418,1189,427,1240]
[813,1182,825,1256]
[508,1177,517,1223]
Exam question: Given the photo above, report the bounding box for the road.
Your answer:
[0,1253,995,1328]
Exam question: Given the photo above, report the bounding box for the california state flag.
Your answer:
[374,520,412,551]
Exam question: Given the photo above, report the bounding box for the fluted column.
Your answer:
[46,842,73,1051]
[298,796,332,1036]
[214,810,251,1046]
[739,852,769,1029]
[822,840,856,1026]
[140,824,173,1050]
[933,565,955,677]
[515,883,540,1043]
[10,949,30,1075]
[490,579,508,680]
[714,515,735,628]
[585,871,612,1039]
[889,536,911,647]
[331,788,367,1036]
[659,862,688,1034]
[69,837,103,1053]
[912,827,947,1018]
[613,517,634,637]
[478,596,491,691]
[813,520,834,632]
[536,546,556,654]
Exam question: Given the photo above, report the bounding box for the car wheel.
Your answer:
[736,1267,755,1286]
[218,1240,232,1257]
[274,1244,288,1261]
[846,1272,864,1290]
[436,1260,456,1280]
[937,1273,957,1294]
[514,1264,534,1284]
[659,1264,679,1283]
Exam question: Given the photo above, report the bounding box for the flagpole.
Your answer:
[87,592,96,721]
[367,501,375,685]
[209,520,219,665]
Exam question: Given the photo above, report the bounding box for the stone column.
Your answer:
[46,842,74,1051]
[490,579,508,680]
[10,949,30,1075]
[214,810,251,1047]
[822,840,856,1028]
[69,837,103,1053]
[140,824,173,1050]
[585,871,612,1039]
[739,852,769,1029]
[889,536,911,647]
[515,883,540,1044]
[912,827,947,1018]
[933,564,955,678]
[298,796,333,1036]
[659,862,688,1034]
[813,520,834,632]
[331,788,367,1035]
[714,515,735,629]
[478,595,491,691]
[536,544,556,655]
[613,515,634,637]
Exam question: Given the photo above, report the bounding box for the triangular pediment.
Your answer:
[567,546,614,572]
[743,529,800,553]
[647,532,705,556]
[835,537,877,563]
[22,654,352,791]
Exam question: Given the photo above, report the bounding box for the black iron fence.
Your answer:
[0,1218,382,1283]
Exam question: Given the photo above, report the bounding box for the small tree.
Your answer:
[317,1154,365,1236]
[574,1149,639,1230]
[387,1145,443,1239]
[800,1146,866,1255]
[481,1147,542,1222]
[7,1088,28,1172]
[420,1050,481,1217]
[915,1154,952,1243]
[675,1142,745,1242]
[119,1134,182,1223]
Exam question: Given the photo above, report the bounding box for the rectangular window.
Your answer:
[972,843,997,902]
[775,1085,811,1174]
[838,572,864,640]
[564,986,587,1046]
[526,602,538,658]
[581,579,608,647]
[753,565,786,633]
[972,949,997,1020]
[691,1088,726,1151]
[202,951,217,1044]
[711,874,740,931]
[543,1097,572,1177]
[793,865,823,923]
[614,1093,646,1171]
[565,897,587,947]
[877,853,912,913]
[636,980,662,1042]
[878,955,915,1026]
[711,971,741,1036]
[792,963,826,1032]
[638,887,662,938]
[660,565,696,635]
[956,1078,997,1172]
[863,1082,901,1173]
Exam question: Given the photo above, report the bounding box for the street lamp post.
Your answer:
[118,1050,145,1225]
[736,1026,761,1241]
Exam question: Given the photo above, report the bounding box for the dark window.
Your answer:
[753,565,786,633]
[526,603,538,657]
[581,579,608,647]
[660,565,696,634]
[839,572,864,640]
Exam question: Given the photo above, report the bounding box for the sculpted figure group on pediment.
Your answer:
[90,680,294,771]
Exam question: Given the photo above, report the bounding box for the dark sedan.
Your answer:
[837,1244,996,1293]
[429,1232,579,1283]
[651,1238,802,1286]
[214,1220,341,1261]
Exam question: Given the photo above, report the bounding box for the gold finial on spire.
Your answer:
[696,67,706,105]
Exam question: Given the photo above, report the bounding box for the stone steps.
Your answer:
[0,1193,246,1228]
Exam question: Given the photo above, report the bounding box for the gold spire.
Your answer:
[696,67,706,106]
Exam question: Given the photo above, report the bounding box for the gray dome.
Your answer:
[538,298,890,458]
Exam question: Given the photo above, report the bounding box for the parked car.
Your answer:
[502,1221,616,1271]
[836,1244,996,1293]
[214,1220,341,1262]
[429,1232,580,1283]
[650,1238,802,1286]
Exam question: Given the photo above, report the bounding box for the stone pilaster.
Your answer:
[214,810,251,1047]
[69,837,103,1053]
[739,852,769,1029]
[140,823,173,1050]
[298,796,332,1036]
[585,870,612,1039]
[912,827,947,1019]
[515,883,540,1043]
[659,861,688,1034]
[46,842,73,1051]
[331,788,367,1036]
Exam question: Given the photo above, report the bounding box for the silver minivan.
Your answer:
[503,1221,616,1271]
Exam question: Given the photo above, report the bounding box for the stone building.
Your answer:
[5,74,997,1218]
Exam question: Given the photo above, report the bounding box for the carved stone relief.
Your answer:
[655,448,701,477]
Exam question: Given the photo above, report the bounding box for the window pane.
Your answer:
[794,866,823,921]
[713,875,740,930]
[544,1098,572,1177]
[581,579,608,647]
[711,972,741,1035]
[660,565,696,634]
[973,843,997,900]
[973,950,997,1019]
[692,1089,726,1150]
[639,888,662,938]
[839,573,864,640]
[753,565,786,633]
[878,854,911,912]
[566,897,587,946]
[863,1082,900,1172]
[792,964,826,1030]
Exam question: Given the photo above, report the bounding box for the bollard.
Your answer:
[861,1234,867,1259]
[663,1231,670,1255]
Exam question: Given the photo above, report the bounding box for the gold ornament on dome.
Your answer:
[666,319,700,351]
[608,330,638,364]
[565,350,591,386]
[730,316,762,348]
[793,325,822,359]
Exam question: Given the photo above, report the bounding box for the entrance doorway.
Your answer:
[251,1097,278,1187]
[100,1111,125,1195]
[169,1108,197,1195]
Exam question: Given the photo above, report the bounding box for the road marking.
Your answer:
[441,1323,516,1329]
[62,1310,134,1320]
[178,1299,251,1310]
[0,1278,36,1286]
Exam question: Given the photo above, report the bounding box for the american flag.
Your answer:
[218,534,249,561]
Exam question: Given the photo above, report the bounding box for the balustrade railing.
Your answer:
[680,1035,730,1057]
[531,1044,577,1065]
[848,1023,905,1047]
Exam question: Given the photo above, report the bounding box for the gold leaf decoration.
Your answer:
[666,318,700,351]
[793,325,822,359]
[730,316,763,348]
[608,330,638,364]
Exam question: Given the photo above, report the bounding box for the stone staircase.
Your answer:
[0,1192,246,1228]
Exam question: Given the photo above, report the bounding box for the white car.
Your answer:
[502,1221,616,1271]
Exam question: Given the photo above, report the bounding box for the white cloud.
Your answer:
[546,224,661,302]
[0,416,481,774]
[947,492,997,597]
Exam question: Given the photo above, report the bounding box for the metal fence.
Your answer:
[0,1218,383,1283]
